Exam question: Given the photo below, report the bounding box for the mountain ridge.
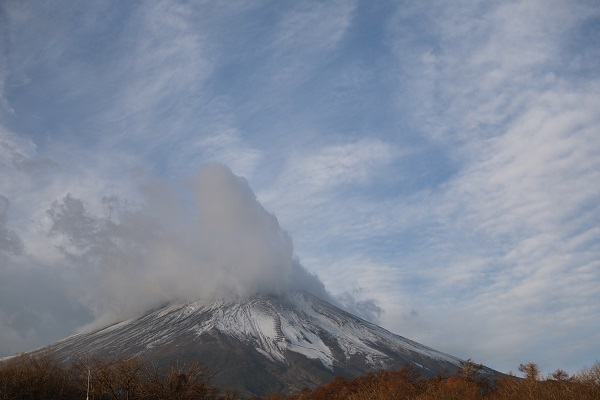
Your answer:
[27,291,496,396]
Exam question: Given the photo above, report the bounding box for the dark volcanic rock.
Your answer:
[34,292,496,397]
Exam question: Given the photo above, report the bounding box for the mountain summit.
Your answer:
[40,292,488,396]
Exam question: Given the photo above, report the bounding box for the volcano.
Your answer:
[37,292,493,396]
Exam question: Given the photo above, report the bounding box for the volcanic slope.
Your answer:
[39,292,491,396]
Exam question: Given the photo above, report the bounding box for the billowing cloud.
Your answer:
[43,163,379,331]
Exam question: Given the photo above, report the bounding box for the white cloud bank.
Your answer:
[37,163,380,332]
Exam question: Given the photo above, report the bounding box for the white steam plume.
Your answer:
[47,163,380,329]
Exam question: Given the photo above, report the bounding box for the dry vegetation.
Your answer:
[0,352,238,400]
[1,353,599,400]
[258,360,600,400]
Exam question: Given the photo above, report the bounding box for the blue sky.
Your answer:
[1,0,599,375]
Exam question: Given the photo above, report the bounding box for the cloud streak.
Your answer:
[375,0,600,372]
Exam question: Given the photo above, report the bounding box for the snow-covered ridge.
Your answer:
[46,291,462,373]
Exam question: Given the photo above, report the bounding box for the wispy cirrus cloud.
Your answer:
[259,138,398,227]
[95,1,217,145]
[377,0,600,372]
[267,0,357,85]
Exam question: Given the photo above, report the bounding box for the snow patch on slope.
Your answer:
[36,292,463,373]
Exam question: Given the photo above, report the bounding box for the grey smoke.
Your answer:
[47,163,381,330]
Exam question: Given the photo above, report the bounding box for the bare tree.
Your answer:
[518,362,540,381]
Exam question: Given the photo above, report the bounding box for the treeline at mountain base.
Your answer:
[0,352,238,400]
[1,353,599,400]
[260,361,600,400]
